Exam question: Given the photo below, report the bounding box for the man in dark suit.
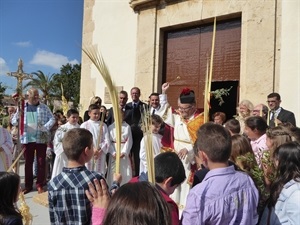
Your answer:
[106,90,129,127]
[126,87,147,176]
[267,92,296,128]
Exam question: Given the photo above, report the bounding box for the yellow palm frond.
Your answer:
[82,46,122,173]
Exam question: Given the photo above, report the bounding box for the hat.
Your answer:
[180,88,195,104]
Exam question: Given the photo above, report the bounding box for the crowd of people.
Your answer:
[0,84,299,225]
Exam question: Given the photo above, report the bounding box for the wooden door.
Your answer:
[162,18,241,117]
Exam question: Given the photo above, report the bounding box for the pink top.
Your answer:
[250,133,268,167]
[92,207,106,225]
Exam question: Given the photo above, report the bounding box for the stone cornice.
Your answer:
[129,0,160,11]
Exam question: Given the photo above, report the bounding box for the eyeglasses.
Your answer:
[178,106,193,111]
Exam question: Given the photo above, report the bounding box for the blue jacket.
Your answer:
[260,179,300,225]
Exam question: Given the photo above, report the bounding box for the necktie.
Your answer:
[152,109,155,115]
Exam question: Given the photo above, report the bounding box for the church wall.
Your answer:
[81,0,299,121]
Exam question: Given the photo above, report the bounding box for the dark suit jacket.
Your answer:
[106,105,131,127]
[125,101,148,127]
[269,108,296,128]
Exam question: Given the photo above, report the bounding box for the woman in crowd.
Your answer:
[260,141,300,225]
[0,172,22,225]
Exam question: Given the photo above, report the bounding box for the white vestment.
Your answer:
[51,122,80,179]
[107,121,133,186]
[81,120,110,175]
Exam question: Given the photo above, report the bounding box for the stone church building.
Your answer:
[80,0,299,121]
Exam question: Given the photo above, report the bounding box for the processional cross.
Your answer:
[6,59,32,173]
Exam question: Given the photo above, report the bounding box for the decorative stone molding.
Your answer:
[129,0,160,11]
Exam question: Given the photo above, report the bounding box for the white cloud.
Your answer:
[0,57,9,76]
[30,50,79,70]
[13,41,31,47]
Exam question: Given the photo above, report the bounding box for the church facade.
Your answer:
[80,0,299,121]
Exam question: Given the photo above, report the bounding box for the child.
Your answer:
[89,181,172,225]
[154,152,186,225]
[80,104,110,175]
[87,152,185,225]
[244,116,268,167]
[51,109,80,179]
[224,118,241,135]
[48,128,106,225]
[181,123,259,225]
[107,111,133,186]
[0,172,22,225]
[139,114,163,175]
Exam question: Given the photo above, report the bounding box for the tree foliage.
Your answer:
[23,70,56,105]
[52,63,81,108]
[0,82,7,107]
[24,63,81,109]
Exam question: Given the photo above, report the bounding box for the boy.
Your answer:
[51,109,80,179]
[155,152,186,225]
[80,104,110,175]
[48,128,105,225]
[181,123,259,225]
[139,114,163,175]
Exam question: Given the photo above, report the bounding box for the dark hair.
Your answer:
[245,116,268,135]
[149,93,159,98]
[261,104,269,117]
[195,122,231,163]
[267,92,281,101]
[88,104,100,111]
[102,182,172,225]
[224,119,241,135]
[119,90,128,98]
[155,152,186,186]
[269,141,300,207]
[0,172,22,220]
[55,110,64,115]
[66,109,79,118]
[151,114,163,125]
[62,128,93,161]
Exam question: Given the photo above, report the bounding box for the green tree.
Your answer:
[23,70,56,105]
[0,82,7,107]
[52,63,81,108]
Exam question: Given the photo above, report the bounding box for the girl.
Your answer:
[0,172,22,225]
[244,116,268,167]
[260,141,300,225]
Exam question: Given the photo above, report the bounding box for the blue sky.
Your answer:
[0,0,84,94]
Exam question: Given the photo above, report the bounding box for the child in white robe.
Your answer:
[107,111,133,186]
[51,109,80,179]
[139,114,164,175]
[80,104,110,175]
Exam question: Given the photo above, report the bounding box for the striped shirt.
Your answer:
[48,166,104,225]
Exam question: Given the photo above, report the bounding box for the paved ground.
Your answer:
[18,160,50,225]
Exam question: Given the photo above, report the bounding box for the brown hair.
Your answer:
[224,119,241,135]
[195,122,231,163]
[62,128,93,161]
[266,125,292,155]
[212,112,226,123]
[102,182,172,225]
